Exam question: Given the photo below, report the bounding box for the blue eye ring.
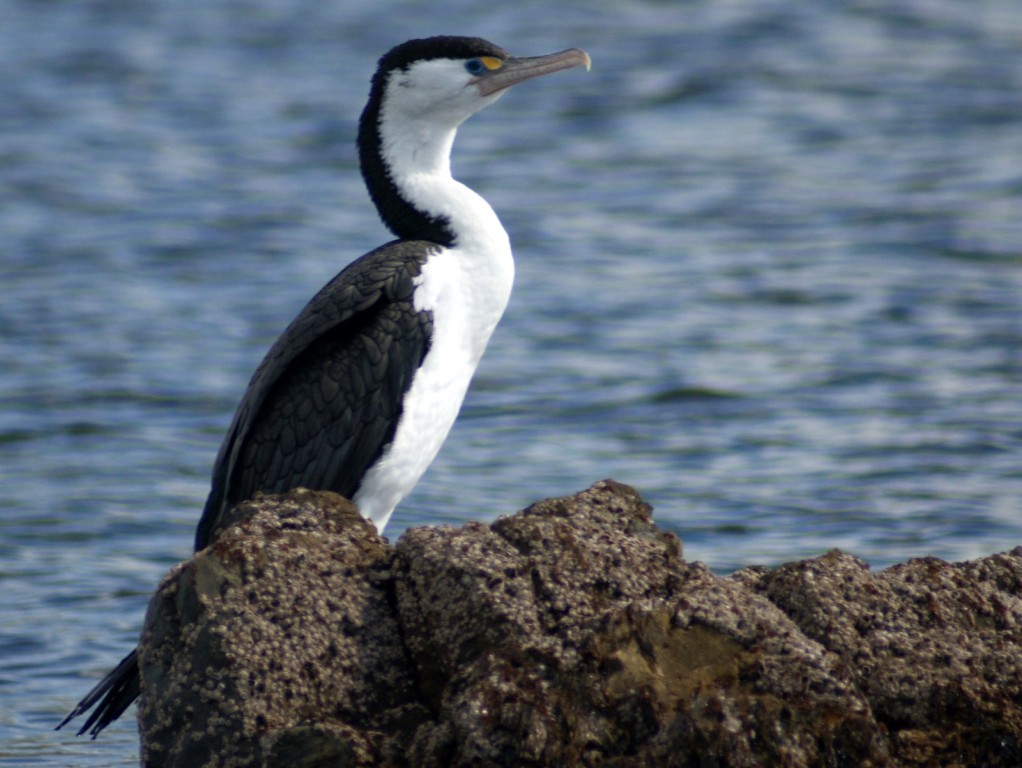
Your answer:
[464,58,487,76]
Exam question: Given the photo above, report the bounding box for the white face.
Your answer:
[382,58,505,130]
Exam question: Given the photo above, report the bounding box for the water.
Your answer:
[3,0,1020,762]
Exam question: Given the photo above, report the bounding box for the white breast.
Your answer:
[352,234,514,531]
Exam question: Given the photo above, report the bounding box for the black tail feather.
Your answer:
[56,648,140,738]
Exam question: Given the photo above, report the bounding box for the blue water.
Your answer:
[3,0,1021,763]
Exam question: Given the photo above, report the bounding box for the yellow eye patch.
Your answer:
[480,56,504,71]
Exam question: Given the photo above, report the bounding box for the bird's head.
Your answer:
[358,36,590,243]
[366,36,591,131]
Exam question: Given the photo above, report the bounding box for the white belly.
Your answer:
[352,244,513,532]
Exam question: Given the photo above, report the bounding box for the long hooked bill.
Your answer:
[475,48,592,96]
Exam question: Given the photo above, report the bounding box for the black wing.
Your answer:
[57,240,438,739]
[194,239,438,550]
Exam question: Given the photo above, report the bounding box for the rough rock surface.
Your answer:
[137,482,1022,767]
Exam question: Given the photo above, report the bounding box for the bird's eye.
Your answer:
[464,56,502,76]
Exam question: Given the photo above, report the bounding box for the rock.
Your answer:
[137,481,1022,767]
[137,489,418,767]
[741,549,1022,765]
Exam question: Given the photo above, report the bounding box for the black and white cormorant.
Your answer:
[58,36,590,738]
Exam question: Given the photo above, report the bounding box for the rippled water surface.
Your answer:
[3,0,1021,762]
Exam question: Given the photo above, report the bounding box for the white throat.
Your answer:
[377,83,508,248]
[375,76,515,341]
[376,86,515,357]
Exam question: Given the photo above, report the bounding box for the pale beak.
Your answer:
[475,48,591,97]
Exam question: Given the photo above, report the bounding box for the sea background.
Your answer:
[2,0,1020,763]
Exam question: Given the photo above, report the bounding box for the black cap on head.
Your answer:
[376,36,509,75]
